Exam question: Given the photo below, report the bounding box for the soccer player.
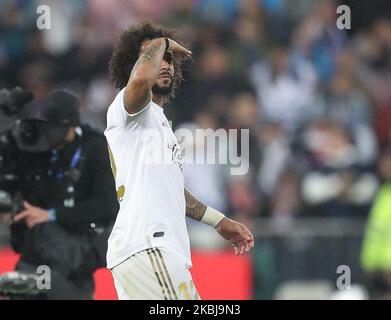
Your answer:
[105,22,255,300]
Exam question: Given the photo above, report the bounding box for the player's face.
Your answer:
[153,50,174,95]
[140,39,174,96]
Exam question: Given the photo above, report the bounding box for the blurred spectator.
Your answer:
[227,93,262,169]
[227,174,261,219]
[270,170,300,224]
[361,146,391,299]
[250,46,317,134]
[232,16,264,68]
[314,69,373,127]
[174,43,253,122]
[300,119,379,217]
[37,0,86,55]
[166,0,200,44]
[196,0,239,24]
[354,20,391,151]
[257,122,290,198]
[81,76,116,131]
[293,0,347,82]
[313,67,379,166]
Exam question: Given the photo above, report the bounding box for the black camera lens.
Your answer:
[13,119,70,152]
[19,121,40,145]
[13,119,51,152]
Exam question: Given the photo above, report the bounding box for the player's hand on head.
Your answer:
[166,38,192,60]
[215,217,254,255]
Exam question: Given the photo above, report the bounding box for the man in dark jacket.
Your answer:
[10,90,118,299]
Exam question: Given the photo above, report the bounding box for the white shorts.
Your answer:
[111,247,201,300]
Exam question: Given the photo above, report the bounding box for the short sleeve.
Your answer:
[106,88,152,128]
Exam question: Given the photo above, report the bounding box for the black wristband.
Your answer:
[164,37,169,52]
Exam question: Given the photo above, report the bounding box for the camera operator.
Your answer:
[6,89,118,299]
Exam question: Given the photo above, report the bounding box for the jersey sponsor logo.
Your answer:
[162,120,170,128]
[171,143,184,170]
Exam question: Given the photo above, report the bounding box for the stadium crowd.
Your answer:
[1,0,390,230]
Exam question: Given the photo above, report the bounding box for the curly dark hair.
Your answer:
[109,22,184,100]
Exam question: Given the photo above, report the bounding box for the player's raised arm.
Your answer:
[184,189,255,255]
[123,37,165,114]
[124,37,191,114]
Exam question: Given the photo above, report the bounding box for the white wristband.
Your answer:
[201,207,225,228]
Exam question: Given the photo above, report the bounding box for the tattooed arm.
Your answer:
[184,189,207,221]
[123,38,166,114]
[184,188,255,255]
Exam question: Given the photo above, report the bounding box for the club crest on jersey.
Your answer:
[162,120,170,128]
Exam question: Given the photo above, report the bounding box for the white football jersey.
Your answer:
[104,88,191,269]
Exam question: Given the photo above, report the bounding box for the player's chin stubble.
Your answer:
[152,82,173,96]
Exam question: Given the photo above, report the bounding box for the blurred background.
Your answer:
[0,0,391,299]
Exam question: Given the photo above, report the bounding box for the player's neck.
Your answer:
[152,95,165,109]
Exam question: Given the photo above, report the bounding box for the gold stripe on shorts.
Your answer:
[146,248,168,300]
[156,248,178,299]
[151,248,174,300]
